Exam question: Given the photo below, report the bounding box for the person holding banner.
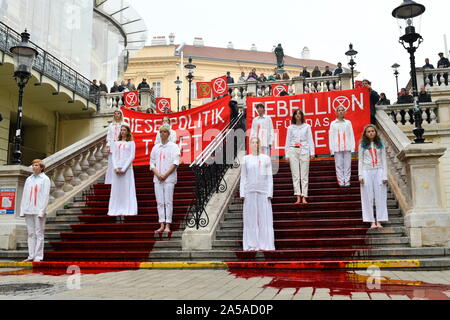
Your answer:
[150,124,181,233]
[20,159,51,262]
[329,106,355,187]
[107,125,137,222]
[285,110,315,204]
[250,103,274,156]
[155,116,177,145]
[358,124,388,229]
[105,110,125,184]
[240,137,275,251]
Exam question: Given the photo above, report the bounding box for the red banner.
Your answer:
[124,91,140,108]
[246,88,371,157]
[272,84,289,97]
[196,82,212,99]
[156,98,172,114]
[212,76,228,97]
[122,96,231,166]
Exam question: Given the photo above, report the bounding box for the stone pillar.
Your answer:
[99,91,108,111]
[246,79,258,97]
[292,77,305,95]
[435,99,450,123]
[0,165,32,250]
[398,144,450,247]
[340,73,353,90]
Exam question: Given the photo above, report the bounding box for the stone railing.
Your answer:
[98,88,156,113]
[418,67,450,89]
[382,102,439,127]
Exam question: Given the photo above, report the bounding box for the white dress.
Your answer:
[240,154,275,251]
[105,122,125,184]
[107,140,138,216]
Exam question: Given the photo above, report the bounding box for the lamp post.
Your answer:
[392,63,400,94]
[175,76,182,112]
[9,30,38,165]
[345,43,358,89]
[392,0,426,143]
[184,57,196,109]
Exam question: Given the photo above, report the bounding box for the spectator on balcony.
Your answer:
[282,72,290,80]
[238,72,247,83]
[146,108,154,114]
[418,86,432,103]
[322,66,332,77]
[300,67,311,78]
[251,103,274,156]
[110,81,121,106]
[181,105,187,111]
[20,159,51,262]
[362,79,380,125]
[396,88,414,104]
[333,63,343,75]
[258,73,267,82]
[137,78,150,90]
[311,66,321,77]
[267,73,277,81]
[423,58,434,69]
[247,69,258,81]
[98,80,108,93]
[120,80,129,92]
[279,91,289,96]
[437,52,450,86]
[226,71,235,84]
[150,124,181,233]
[376,93,391,106]
[108,125,137,223]
[126,79,136,91]
[89,80,99,95]
[240,137,275,252]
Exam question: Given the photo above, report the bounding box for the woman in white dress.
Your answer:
[285,110,315,204]
[105,110,125,184]
[240,137,275,251]
[329,106,355,187]
[107,125,138,222]
[20,159,51,262]
[358,124,389,229]
[155,116,177,145]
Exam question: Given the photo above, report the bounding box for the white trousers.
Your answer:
[360,168,389,223]
[154,181,175,223]
[25,214,46,261]
[334,151,352,186]
[288,147,310,197]
[243,192,275,251]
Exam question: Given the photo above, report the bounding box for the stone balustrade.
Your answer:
[418,67,450,89]
[382,102,439,127]
[98,88,156,113]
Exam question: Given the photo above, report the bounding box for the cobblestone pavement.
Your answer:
[0,268,449,300]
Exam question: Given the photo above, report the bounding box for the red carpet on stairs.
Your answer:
[45,165,196,262]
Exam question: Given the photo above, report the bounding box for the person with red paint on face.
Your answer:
[20,159,51,262]
[358,124,388,229]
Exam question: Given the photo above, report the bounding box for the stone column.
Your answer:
[246,79,258,97]
[292,77,305,95]
[398,144,450,247]
[340,73,353,90]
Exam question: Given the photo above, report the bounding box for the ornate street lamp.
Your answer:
[345,43,358,89]
[392,0,426,143]
[174,76,182,112]
[9,30,38,165]
[392,63,400,94]
[184,57,196,110]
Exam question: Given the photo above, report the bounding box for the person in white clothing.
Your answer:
[285,110,315,204]
[20,159,51,262]
[150,124,181,233]
[105,110,125,184]
[240,137,275,251]
[358,124,389,229]
[107,125,138,222]
[155,116,177,145]
[329,106,355,187]
[250,103,274,156]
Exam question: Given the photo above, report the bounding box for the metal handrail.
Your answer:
[0,21,94,102]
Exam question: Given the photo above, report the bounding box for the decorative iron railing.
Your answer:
[0,21,94,102]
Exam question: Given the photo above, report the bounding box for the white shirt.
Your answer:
[328,119,355,155]
[285,123,315,157]
[20,173,51,217]
[112,140,135,172]
[358,142,388,180]
[155,129,177,145]
[240,154,273,198]
[106,122,125,148]
[251,115,274,148]
[150,141,181,184]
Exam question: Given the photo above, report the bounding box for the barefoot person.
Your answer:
[240,137,275,251]
[285,109,315,204]
[155,116,177,145]
[150,124,181,233]
[107,125,137,222]
[105,110,125,184]
[250,103,274,156]
[20,159,51,262]
[329,106,355,187]
[358,124,389,229]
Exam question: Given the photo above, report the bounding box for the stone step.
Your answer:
[46,216,81,224]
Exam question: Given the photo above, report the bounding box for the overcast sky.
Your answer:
[130,0,450,101]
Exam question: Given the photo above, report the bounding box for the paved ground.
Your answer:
[0,268,449,300]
